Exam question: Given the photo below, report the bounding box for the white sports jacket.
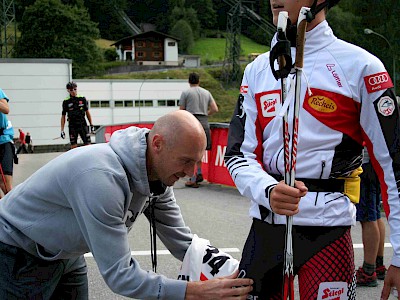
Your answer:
[224,21,400,267]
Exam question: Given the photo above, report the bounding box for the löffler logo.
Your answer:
[364,72,393,93]
[326,64,343,88]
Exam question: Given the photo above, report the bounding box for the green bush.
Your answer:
[104,48,118,62]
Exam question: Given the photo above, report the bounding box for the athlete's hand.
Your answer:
[380,265,400,300]
[61,131,65,139]
[269,180,308,216]
[90,126,95,133]
[185,269,253,299]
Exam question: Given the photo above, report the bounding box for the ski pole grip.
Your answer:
[295,7,310,69]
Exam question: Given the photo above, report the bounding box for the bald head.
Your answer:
[150,110,206,150]
[147,110,207,184]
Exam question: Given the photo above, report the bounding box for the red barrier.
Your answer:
[100,123,235,187]
[202,127,235,186]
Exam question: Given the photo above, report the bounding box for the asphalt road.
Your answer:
[11,152,397,299]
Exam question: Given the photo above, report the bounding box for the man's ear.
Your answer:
[152,134,163,152]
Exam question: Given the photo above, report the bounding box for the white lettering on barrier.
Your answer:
[202,150,209,163]
[215,145,227,167]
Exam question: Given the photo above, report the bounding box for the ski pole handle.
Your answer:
[295,7,310,69]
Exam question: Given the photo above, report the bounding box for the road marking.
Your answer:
[353,243,392,249]
[84,244,394,258]
[84,248,240,258]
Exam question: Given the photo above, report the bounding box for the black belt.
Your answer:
[270,174,345,193]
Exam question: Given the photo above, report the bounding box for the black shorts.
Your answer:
[68,124,90,146]
[239,219,356,299]
[356,162,382,222]
[0,142,14,175]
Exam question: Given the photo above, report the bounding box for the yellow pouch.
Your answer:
[338,166,363,204]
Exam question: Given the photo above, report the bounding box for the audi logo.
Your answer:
[368,74,389,85]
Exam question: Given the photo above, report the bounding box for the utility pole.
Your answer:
[222,0,243,85]
[0,0,16,58]
[222,0,275,85]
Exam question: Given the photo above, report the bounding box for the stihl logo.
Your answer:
[364,72,393,93]
[321,287,344,300]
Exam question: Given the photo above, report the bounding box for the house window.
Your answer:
[157,100,177,107]
[154,52,160,58]
[168,42,175,46]
[135,100,153,107]
[167,100,177,106]
[153,42,161,48]
[137,51,145,58]
[100,101,110,107]
[137,41,145,47]
[90,101,100,108]
[115,100,133,107]
[90,101,110,108]
[115,101,124,107]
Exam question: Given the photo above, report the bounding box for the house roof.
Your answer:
[111,31,180,46]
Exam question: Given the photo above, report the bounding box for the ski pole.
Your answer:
[282,7,310,300]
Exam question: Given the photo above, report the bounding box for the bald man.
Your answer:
[0,110,253,300]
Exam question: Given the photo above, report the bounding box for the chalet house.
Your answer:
[111,31,180,66]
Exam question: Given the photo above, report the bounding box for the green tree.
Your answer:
[170,19,194,54]
[83,0,130,40]
[13,0,103,78]
[189,0,217,30]
[330,0,399,93]
[169,0,200,40]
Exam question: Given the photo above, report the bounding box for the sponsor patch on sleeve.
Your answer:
[240,85,248,94]
[364,72,393,94]
[377,96,396,116]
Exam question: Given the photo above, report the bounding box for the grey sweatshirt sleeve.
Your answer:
[67,170,187,299]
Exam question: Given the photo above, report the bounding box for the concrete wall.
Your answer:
[0,58,72,146]
[75,79,189,125]
[0,60,189,146]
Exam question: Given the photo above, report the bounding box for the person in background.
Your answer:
[0,88,15,198]
[0,110,253,299]
[179,72,219,188]
[16,128,27,154]
[356,147,387,286]
[61,81,94,149]
[224,0,400,299]
[25,132,34,153]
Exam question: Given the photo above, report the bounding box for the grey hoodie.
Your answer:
[0,127,193,299]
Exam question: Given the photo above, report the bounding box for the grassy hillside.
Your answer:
[189,35,268,64]
[99,36,269,123]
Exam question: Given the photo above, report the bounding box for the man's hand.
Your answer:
[61,131,65,139]
[380,265,400,299]
[185,269,253,299]
[90,126,95,134]
[269,180,308,216]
